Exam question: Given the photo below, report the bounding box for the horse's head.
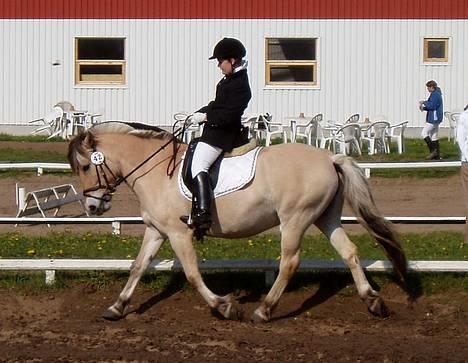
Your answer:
[68,129,118,215]
[68,121,177,215]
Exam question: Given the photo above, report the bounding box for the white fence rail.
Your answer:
[1,216,465,235]
[0,161,462,177]
[0,162,70,176]
[1,259,467,285]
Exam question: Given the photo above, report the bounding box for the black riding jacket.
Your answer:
[197,69,251,152]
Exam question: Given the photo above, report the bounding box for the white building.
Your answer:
[0,0,467,133]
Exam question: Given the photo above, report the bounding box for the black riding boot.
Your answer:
[191,171,213,230]
[424,136,435,160]
[431,140,441,160]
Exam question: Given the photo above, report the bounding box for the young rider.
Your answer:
[185,37,252,230]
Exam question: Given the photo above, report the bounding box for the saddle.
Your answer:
[181,127,258,194]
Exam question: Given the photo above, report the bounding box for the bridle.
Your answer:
[82,117,191,201]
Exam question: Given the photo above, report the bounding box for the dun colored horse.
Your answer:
[68,121,406,322]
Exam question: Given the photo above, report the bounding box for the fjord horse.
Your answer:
[68,121,406,322]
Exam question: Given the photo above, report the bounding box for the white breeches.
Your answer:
[421,122,439,141]
[191,141,223,177]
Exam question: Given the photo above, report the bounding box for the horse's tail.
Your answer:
[332,154,407,280]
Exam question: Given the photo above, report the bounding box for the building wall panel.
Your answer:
[0,18,467,129]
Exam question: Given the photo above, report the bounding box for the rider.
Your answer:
[185,37,252,230]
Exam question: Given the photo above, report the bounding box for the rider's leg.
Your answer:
[191,171,213,228]
[422,123,440,160]
[422,123,433,157]
[431,123,441,159]
[189,142,222,229]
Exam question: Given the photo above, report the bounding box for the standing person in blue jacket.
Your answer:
[183,37,252,231]
[419,80,444,160]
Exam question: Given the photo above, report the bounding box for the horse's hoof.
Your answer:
[102,306,124,321]
[218,302,243,321]
[366,296,391,318]
[251,309,269,323]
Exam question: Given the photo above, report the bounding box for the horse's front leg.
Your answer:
[252,227,303,323]
[102,227,165,320]
[168,231,243,320]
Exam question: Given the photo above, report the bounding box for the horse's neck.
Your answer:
[105,134,183,189]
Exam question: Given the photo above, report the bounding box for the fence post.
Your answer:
[45,270,56,285]
[17,186,25,212]
[112,221,121,235]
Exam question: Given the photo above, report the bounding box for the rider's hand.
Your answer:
[192,112,207,124]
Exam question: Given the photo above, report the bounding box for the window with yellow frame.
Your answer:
[423,37,449,63]
[75,37,126,85]
[265,38,317,86]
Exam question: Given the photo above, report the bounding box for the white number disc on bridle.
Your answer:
[91,151,105,165]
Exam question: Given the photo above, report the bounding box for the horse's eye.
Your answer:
[83,164,90,172]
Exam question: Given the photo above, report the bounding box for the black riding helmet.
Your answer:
[209,37,246,60]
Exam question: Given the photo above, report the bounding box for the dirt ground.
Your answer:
[0,282,466,362]
[0,141,466,362]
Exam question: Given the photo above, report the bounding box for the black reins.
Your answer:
[83,117,191,199]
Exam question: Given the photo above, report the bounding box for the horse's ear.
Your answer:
[82,131,97,151]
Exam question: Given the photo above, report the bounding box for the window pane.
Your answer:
[78,64,124,82]
[270,66,314,82]
[78,38,125,60]
[427,41,446,59]
[80,64,122,75]
[268,39,316,61]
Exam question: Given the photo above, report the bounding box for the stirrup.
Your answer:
[180,214,193,227]
[179,214,209,241]
[192,212,212,230]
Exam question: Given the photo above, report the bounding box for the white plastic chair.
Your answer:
[447,112,460,143]
[386,121,408,154]
[87,112,103,126]
[54,101,75,112]
[344,113,360,124]
[29,107,65,138]
[361,120,390,155]
[295,113,323,146]
[255,114,287,146]
[317,121,338,149]
[242,114,262,138]
[332,123,362,155]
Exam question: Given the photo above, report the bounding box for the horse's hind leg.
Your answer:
[251,227,303,323]
[103,227,165,320]
[168,231,243,320]
[315,207,390,317]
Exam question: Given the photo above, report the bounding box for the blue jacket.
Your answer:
[423,87,443,124]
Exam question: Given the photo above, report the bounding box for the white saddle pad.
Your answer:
[178,147,262,201]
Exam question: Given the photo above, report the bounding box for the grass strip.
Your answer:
[0,231,464,261]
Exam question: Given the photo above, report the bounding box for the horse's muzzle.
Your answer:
[85,191,112,215]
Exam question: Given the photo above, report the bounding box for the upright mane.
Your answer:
[91,121,171,139]
[67,121,174,173]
